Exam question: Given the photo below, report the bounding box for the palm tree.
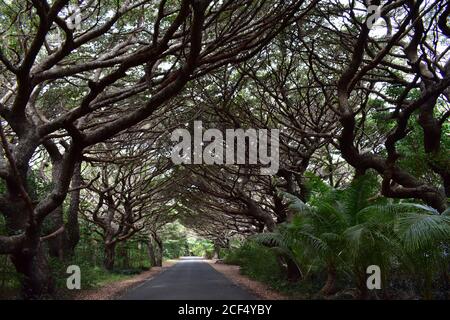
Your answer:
[394,205,450,299]
[352,202,450,298]
[280,176,393,297]
[281,175,450,298]
[254,174,450,299]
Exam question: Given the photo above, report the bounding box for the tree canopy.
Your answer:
[0,0,448,299]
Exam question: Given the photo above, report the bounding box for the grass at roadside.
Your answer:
[73,259,178,300]
[84,267,135,287]
[221,242,333,299]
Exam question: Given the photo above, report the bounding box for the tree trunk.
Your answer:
[285,257,302,282]
[147,239,157,267]
[441,271,449,300]
[269,244,302,282]
[104,243,116,271]
[3,192,54,299]
[63,161,82,258]
[273,192,287,223]
[10,241,54,299]
[213,242,221,259]
[47,205,64,259]
[321,263,337,296]
[153,235,163,267]
[244,196,276,231]
[355,269,368,299]
[46,158,64,260]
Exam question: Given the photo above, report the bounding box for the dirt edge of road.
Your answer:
[73,260,177,300]
[206,260,288,300]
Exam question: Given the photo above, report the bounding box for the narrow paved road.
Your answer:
[120,257,257,300]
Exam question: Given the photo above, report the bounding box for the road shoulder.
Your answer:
[206,260,287,300]
[73,260,177,300]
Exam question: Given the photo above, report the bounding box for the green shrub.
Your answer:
[224,241,283,283]
[49,256,101,290]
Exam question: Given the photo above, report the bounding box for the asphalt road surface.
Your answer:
[120,257,258,300]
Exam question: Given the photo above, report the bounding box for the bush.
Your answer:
[0,254,21,297]
[49,256,102,290]
[223,241,283,284]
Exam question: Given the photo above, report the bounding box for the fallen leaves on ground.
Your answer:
[207,260,287,300]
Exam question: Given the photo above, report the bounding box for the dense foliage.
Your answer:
[225,174,450,299]
[0,0,448,300]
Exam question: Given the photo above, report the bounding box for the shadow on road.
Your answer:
[120,256,258,300]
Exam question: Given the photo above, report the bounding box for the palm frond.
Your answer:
[251,231,289,249]
[278,191,313,216]
[341,175,377,220]
[397,211,450,252]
